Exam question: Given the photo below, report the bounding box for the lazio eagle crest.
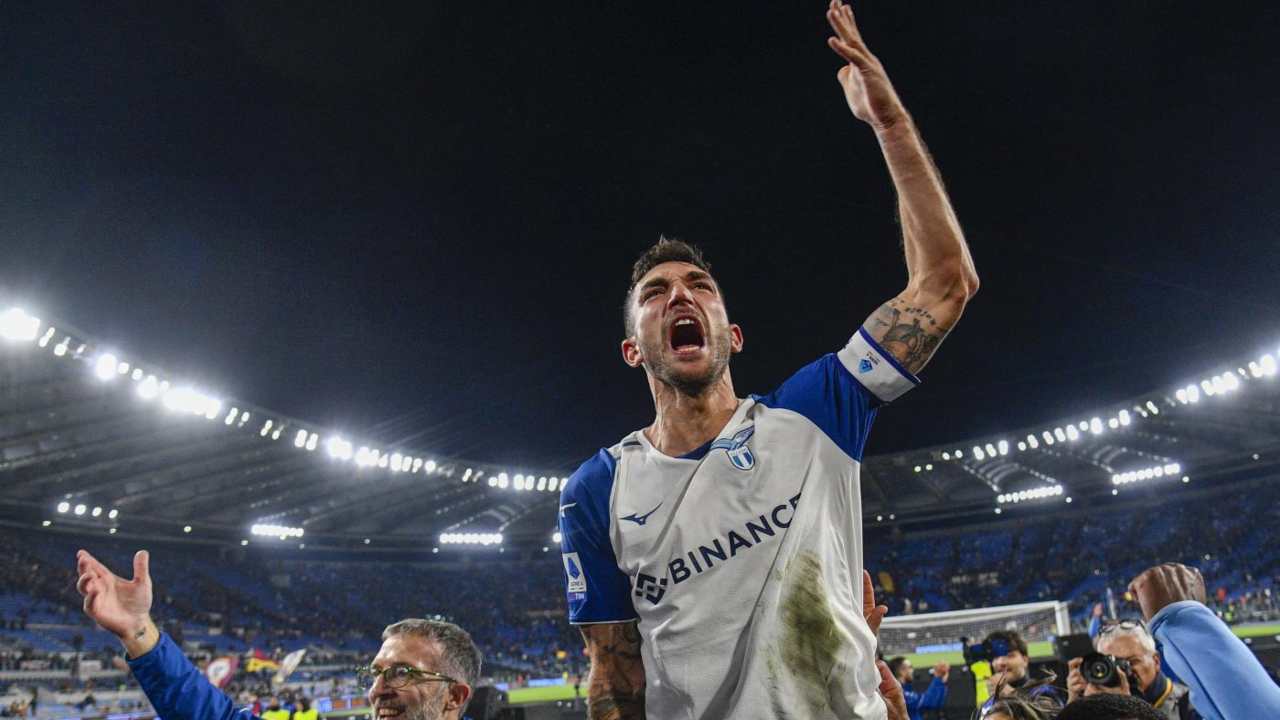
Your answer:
[710,426,756,471]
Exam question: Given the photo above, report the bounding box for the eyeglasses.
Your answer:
[1097,618,1148,637]
[355,664,459,691]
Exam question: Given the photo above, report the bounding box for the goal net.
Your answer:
[878,601,1071,658]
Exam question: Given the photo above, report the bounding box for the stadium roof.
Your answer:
[2,305,1278,552]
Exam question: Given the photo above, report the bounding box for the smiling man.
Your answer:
[557,3,978,719]
[74,550,480,720]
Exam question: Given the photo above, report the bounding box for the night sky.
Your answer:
[3,2,1278,471]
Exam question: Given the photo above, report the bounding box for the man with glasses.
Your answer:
[1067,618,1197,719]
[73,550,481,720]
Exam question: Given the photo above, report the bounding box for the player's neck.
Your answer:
[645,371,739,457]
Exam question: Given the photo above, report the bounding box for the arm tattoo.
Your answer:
[862,299,950,374]
[582,623,645,720]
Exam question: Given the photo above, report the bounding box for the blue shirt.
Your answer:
[1150,600,1280,720]
[128,633,258,720]
[902,676,946,720]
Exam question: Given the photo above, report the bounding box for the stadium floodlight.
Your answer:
[224,407,239,425]
[553,531,562,543]
[131,368,144,381]
[391,452,405,472]
[94,353,120,381]
[53,340,69,356]
[305,433,319,452]
[1260,354,1277,377]
[294,430,308,448]
[1144,401,1158,415]
[37,326,55,347]
[108,509,118,519]
[497,472,509,489]
[997,440,1009,456]
[183,525,192,533]
[487,476,498,487]
[109,528,117,534]
[42,520,52,527]
[238,411,250,426]
[1053,427,1066,442]
[117,361,130,375]
[425,459,437,473]
[1089,417,1103,434]
[1017,441,1027,452]
[411,458,423,472]
[941,452,951,460]
[996,484,1063,504]
[1026,434,1039,449]
[0,307,41,342]
[438,532,503,546]
[985,443,997,457]
[326,436,354,461]
[1065,425,1080,441]
[1108,418,1119,430]
[463,468,473,481]
[1111,462,1182,486]
[56,501,70,513]
[91,506,102,517]
[972,445,985,461]
[251,523,304,539]
[241,539,249,546]
[74,504,86,516]
[271,427,282,440]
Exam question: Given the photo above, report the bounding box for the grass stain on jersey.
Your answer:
[778,551,842,717]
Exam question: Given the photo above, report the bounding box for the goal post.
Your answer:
[878,600,1071,660]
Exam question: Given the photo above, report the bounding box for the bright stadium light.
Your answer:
[294,430,308,448]
[1111,462,1183,486]
[91,506,102,517]
[42,520,52,527]
[1089,417,1103,435]
[327,436,354,461]
[972,445,985,461]
[183,525,192,533]
[251,523,305,539]
[0,308,41,342]
[305,433,319,452]
[74,504,86,516]
[996,484,1063,504]
[225,407,239,425]
[552,531,562,543]
[487,476,498,487]
[1065,425,1080,442]
[135,376,161,402]
[1053,427,1066,442]
[94,353,120,381]
[425,459,437,473]
[438,532,503,546]
[411,457,423,472]
[997,440,1009,456]
[131,368,144,381]
[497,472,509,489]
[57,501,69,513]
[108,508,118,519]
[1026,434,1039,449]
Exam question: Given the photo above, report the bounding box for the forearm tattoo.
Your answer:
[583,623,645,720]
[862,299,950,374]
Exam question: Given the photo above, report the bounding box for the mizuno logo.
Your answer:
[558,502,577,517]
[621,502,663,526]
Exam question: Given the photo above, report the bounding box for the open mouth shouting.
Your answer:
[668,314,706,358]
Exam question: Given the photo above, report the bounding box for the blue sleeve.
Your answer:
[918,676,947,710]
[1150,600,1280,720]
[128,634,258,720]
[753,332,919,463]
[1088,615,1102,639]
[558,450,638,625]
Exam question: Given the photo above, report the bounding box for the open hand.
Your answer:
[76,550,153,640]
[932,661,950,682]
[825,1,908,132]
[862,569,888,634]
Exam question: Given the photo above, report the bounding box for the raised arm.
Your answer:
[580,622,645,720]
[825,1,979,375]
[76,550,255,720]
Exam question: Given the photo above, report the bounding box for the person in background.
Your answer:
[1066,620,1196,719]
[75,549,481,720]
[980,631,1061,714]
[886,657,948,720]
[292,697,316,720]
[1128,563,1280,720]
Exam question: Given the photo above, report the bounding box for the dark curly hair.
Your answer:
[623,236,718,336]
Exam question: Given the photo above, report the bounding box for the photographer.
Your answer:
[1065,620,1196,719]
[978,631,1060,714]
[1129,563,1280,720]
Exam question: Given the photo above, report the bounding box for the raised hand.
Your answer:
[875,659,909,720]
[76,549,158,656]
[1128,563,1207,622]
[862,569,888,634]
[825,1,908,133]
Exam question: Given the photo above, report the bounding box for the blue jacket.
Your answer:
[128,633,257,720]
[1150,600,1280,720]
[902,676,946,720]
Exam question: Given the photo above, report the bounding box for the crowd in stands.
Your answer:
[3,478,1279,718]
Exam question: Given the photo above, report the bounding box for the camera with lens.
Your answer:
[962,636,1011,665]
[1080,651,1135,689]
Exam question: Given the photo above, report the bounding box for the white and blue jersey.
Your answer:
[559,329,919,720]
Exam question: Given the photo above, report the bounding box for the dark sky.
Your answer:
[3,2,1278,471]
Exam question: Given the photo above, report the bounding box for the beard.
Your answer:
[391,691,448,720]
[644,326,733,397]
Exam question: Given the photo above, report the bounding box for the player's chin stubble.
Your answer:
[646,329,732,398]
